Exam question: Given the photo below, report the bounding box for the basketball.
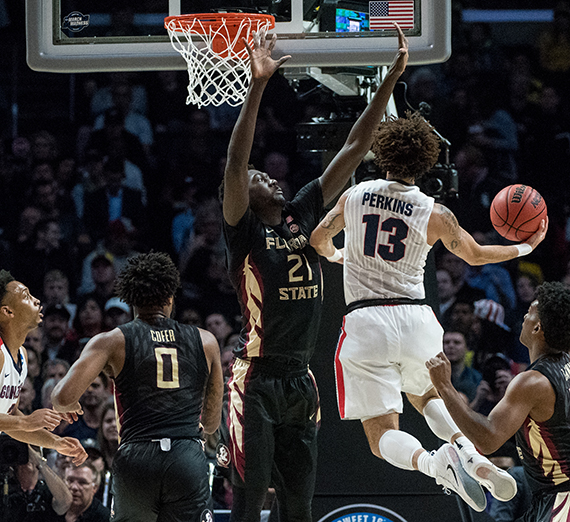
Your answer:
[490,184,547,242]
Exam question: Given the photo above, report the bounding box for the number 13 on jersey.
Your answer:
[363,215,409,262]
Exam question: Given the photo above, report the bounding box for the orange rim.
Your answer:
[164,13,275,33]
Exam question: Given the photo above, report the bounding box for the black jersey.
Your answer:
[516,352,570,494]
[114,317,209,443]
[223,179,324,366]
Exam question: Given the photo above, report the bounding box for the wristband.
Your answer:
[515,244,532,257]
[326,249,342,262]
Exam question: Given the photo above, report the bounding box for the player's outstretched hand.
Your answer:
[245,31,291,82]
[425,352,452,390]
[524,217,548,250]
[387,23,408,76]
[55,437,88,466]
[56,409,83,424]
[22,408,64,432]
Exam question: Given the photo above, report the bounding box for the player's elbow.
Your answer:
[51,382,73,411]
[309,232,324,253]
[202,414,221,435]
[476,437,504,456]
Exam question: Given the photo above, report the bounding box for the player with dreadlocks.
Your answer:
[52,252,224,522]
[310,111,548,511]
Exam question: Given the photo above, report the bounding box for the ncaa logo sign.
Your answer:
[318,504,408,522]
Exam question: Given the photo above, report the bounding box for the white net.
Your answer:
[165,15,274,108]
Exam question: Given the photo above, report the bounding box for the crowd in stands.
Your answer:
[0,1,570,518]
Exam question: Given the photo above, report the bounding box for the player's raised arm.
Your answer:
[310,189,350,261]
[223,32,290,226]
[318,23,408,205]
[428,203,548,265]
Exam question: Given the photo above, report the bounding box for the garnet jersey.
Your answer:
[0,338,27,416]
[114,317,209,443]
[343,179,434,304]
[516,352,570,494]
[223,180,324,366]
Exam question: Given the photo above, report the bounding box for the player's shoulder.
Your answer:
[89,327,126,351]
[508,369,553,399]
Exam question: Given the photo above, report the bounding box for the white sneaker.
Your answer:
[432,443,487,512]
[454,443,517,502]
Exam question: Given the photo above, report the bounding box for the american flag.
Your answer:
[369,1,414,30]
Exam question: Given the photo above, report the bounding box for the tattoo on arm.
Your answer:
[439,206,461,252]
[320,212,344,242]
[322,212,343,230]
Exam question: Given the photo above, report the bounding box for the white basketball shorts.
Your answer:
[334,304,443,420]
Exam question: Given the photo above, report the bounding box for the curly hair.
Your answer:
[536,281,570,353]
[370,111,441,181]
[115,252,180,309]
[0,270,15,305]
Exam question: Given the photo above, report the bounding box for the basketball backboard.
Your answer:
[26,0,451,73]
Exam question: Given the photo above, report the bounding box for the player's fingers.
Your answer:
[393,22,408,50]
[267,33,277,52]
[276,55,291,67]
[244,38,253,57]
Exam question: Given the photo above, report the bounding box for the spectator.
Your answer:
[436,249,486,304]
[42,358,70,384]
[63,462,110,522]
[442,330,482,403]
[510,272,541,367]
[79,255,117,303]
[103,297,132,329]
[4,446,72,522]
[42,269,77,326]
[40,303,77,366]
[174,304,204,327]
[470,353,516,416]
[205,313,235,348]
[171,176,198,257]
[78,221,140,298]
[436,268,459,328]
[18,376,37,415]
[69,295,107,353]
[13,218,77,297]
[97,402,118,474]
[96,401,118,508]
[61,374,111,447]
[82,155,146,247]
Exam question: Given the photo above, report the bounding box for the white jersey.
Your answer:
[0,339,27,415]
[343,179,435,304]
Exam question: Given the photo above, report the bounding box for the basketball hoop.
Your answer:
[165,13,275,108]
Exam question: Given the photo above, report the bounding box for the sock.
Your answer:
[423,398,461,442]
[454,435,479,456]
[416,450,436,478]
[378,430,423,472]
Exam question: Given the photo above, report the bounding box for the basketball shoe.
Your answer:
[431,443,487,512]
[454,438,517,502]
